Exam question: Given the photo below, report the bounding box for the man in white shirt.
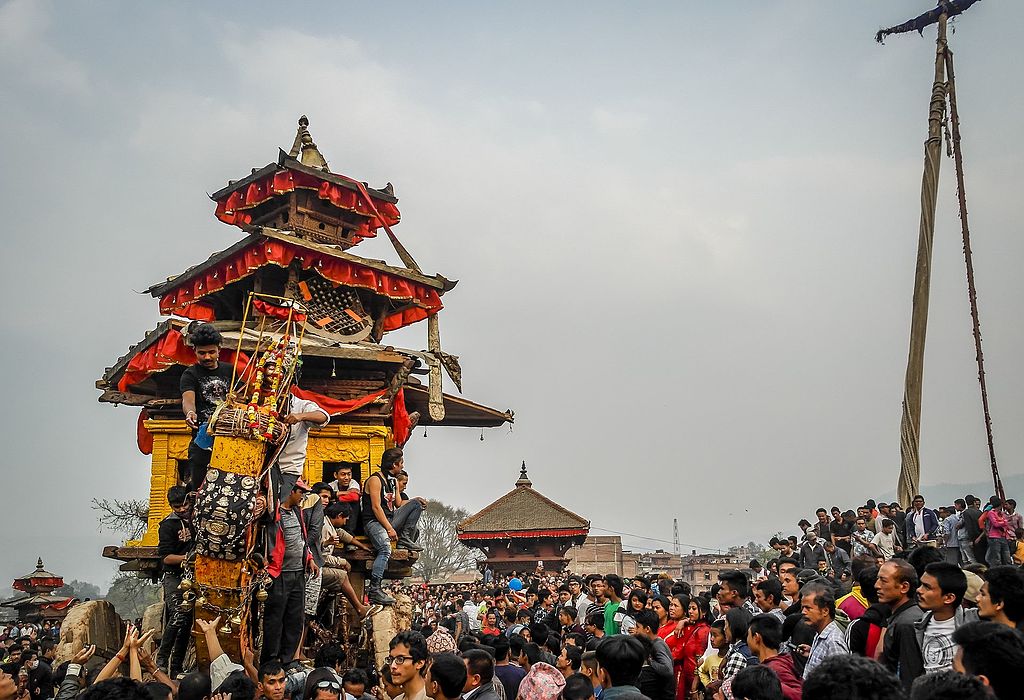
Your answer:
[871,519,900,560]
[568,577,594,627]
[329,464,362,498]
[463,594,483,632]
[274,396,329,499]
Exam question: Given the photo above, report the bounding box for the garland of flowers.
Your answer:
[263,338,285,440]
[243,334,294,442]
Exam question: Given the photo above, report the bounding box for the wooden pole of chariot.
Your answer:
[878,0,1003,504]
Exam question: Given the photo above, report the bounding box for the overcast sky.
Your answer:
[2,0,1022,589]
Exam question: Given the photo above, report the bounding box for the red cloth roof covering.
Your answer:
[117,328,247,393]
[157,236,443,332]
[214,168,400,245]
[458,528,590,541]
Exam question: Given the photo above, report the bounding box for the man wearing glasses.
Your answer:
[388,630,429,700]
[570,577,594,627]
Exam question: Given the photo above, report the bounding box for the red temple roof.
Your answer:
[12,558,64,593]
[210,150,401,245]
[147,229,453,331]
[457,464,590,541]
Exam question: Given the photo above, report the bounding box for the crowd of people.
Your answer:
[3,489,1024,700]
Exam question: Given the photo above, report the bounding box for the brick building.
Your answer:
[679,552,742,595]
[565,536,640,578]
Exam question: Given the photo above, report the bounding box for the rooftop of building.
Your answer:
[458,464,590,539]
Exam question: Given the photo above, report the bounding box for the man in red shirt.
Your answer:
[746,614,801,700]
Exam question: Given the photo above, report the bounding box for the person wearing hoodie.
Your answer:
[630,611,673,700]
[903,562,978,684]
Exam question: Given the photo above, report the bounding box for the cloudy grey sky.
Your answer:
[2,0,1022,589]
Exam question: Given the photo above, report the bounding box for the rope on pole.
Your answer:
[896,14,949,508]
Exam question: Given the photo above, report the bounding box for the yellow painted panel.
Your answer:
[210,436,266,477]
[139,422,394,543]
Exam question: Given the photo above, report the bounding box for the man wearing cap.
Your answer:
[798,530,827,571]
[262,479,319,665]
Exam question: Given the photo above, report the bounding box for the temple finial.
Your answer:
[287,115,329,171]
[36,557,43,570]
[515,461,532,488]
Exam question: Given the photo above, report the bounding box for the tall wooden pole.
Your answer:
[944,50,1005,501]
[897,13,948,507]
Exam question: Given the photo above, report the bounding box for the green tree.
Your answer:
[412,501,482,584]
[55,580,102,601]
[104,573,161,620]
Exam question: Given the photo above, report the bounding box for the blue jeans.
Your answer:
[959,539,977,564]
[986,537,1012,567]
[365,500,423,582]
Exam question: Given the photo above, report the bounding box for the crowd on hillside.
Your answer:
[2,489,1024,700]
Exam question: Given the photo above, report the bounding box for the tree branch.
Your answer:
[92,498,150,541]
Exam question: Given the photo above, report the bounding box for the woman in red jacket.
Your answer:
[665,595,711,700]
[679,597,711,700]
[653,595,674,639]
[663,594,689,699]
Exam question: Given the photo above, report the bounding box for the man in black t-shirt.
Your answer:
[179,323,233,491]
[156,485,194,678]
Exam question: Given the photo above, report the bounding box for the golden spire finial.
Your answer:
[515,461,532,488]
[287,115,329,171]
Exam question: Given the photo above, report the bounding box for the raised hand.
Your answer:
[195,616,222,635]
[71,645,96,665]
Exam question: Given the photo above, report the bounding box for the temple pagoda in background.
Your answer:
[1,559,78,623]
[96,117,513,578]
[457,463,590,575]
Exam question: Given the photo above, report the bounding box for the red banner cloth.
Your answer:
[290,385,410,446]
[159,238,442,333]
[13,578,64,592]
[289,386,385,416]
[214,169,400,244]
[252,298,307,323]
[458,529,590,540]
[137,409,154,455]
[392,388,411,446]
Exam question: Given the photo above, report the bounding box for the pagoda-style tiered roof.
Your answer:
[13,558,64,594]
[97,116,513,431]
[458,464,590,542]
[95,318,512,428]
[210,116,401,248]
[147,227,454,330]
[2,559,78,622]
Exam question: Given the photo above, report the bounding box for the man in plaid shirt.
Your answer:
[800,582,848,678]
